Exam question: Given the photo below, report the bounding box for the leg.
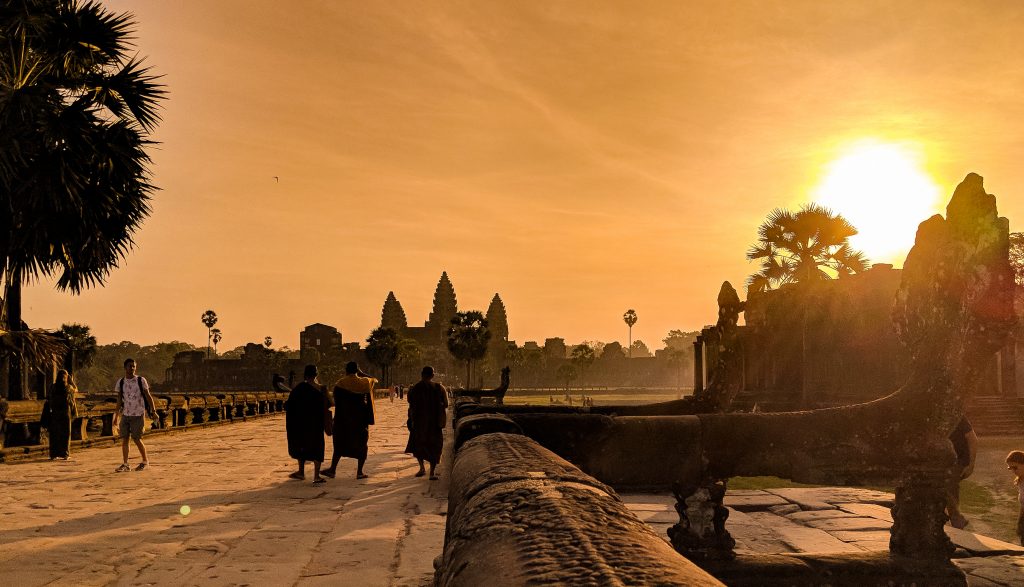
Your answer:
[428,460,438,480]
[357,458,367,479]
[415,458,426,477]
[289,460,305,479]
[313,460,323,482]
[945,474,967,529]
[322,451,341,477]
[121,436,130,464]
[134,437,149,463]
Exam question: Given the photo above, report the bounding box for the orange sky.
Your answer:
[23,0,1024,351]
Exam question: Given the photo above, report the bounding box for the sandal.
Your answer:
[414,470,426,478]
[115,463,131,473]
[312,477,327,485]
[288,471,305,480]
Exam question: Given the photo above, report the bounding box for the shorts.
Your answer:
[119,415,146,441]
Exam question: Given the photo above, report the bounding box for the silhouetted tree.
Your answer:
[263,336,272,349]
[366,327,400,387]
[0,2,164,398]
[628,339,652,358]
[58,323,97,372]
[556,363,578,393]
[746,204,868,293]
[570,344,595,389]
[446,311,490,389]
[201,310,218,358]
[211,328,222,355]
[623,310,638,358]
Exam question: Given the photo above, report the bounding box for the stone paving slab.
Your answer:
[946,526,1024,556]
[836,502,893,522]
[723,491,791,511]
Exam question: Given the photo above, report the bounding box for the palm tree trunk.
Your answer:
[4,273,25,400]
[466,360,471,390]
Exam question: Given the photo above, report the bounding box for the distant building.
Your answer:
[300,323,342,362]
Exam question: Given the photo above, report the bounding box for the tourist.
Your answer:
[48,369,78,460]
[1007,450,1024,545]
[390,384,397,403]
[946,416,978,529]
[398,384,404,400]
[113,358,158,472]
[285,364,329,485]
[322,361,376,480]
[405,366,448,480]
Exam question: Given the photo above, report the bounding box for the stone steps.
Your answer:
[966,397,1024,436]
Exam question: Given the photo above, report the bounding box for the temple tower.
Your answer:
[381,291,408,331]
[486,293,509,372]
[425,271,458,338]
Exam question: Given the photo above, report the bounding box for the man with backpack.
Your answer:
[113,358,158,472]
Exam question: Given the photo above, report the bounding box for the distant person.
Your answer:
[390,384,397,403]
[405,366,448,480]
[398,384,404,400]
[1007,450,1024,545]
[113,358,158,472]
[322,362,376,480]
[285,364,329,485]
[48,369,78,460]
[946,416,978,529]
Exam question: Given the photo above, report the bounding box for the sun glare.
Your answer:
[812,141,942,265]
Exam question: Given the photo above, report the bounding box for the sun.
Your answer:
[812,141,942,265]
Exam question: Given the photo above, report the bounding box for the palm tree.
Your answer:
[623,310,638,358]
[201,311,218,358]
[446,311,490,389]
[365,327,400,387]
[746,204,869,406]
[58,323,97,373]
[746,204,869,293]
[556,363,578,393]
[0,2,164,398]
[210,328,222,355]
[263,336,272,349]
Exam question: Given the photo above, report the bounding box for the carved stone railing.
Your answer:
[0,390,290,455]
[454,366,510,405]
[440,174,1013,585]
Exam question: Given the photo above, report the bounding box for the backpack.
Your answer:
[119,376,154,413]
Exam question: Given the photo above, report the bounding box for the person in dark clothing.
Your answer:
[48,369,78,460]
[946,416,978,529]
[405,366,448,480]
[286,364,329,485]
[322,361,377,480]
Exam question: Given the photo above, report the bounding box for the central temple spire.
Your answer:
[426,271,458,334]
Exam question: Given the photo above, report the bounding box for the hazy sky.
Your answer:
[24,1,1024,351]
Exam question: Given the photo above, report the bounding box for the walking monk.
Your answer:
[322,361,376,480]
[285,365,329,485]
[405,366,448,480]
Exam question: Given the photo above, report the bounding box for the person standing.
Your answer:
[113,358,157,472]
[285,364,329,485]
[946,416,978,529]
[1006,450,1024,545]
[322,361,376,480]
[405,366,448,480]
[48,369,78,460]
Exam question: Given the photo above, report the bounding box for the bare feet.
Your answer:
[414,470,426,478]
[356,473,369,480]
[312,477,327,485]
[429,475,439,481]
[320,469,336,479]
[288,471,305,480]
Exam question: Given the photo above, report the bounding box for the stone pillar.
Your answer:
[890,477,955,559]
[693,337,704,394]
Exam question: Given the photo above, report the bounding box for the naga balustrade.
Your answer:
[0,390,290,452]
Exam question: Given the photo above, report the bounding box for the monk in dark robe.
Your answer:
[322,361,377,480]
[48,369,78,460]
[285,364,328,485]
[405,366,448,480]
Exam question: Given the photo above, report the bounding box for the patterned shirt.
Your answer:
[115,377,149,417]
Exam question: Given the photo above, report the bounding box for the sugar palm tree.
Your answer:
[746,204,869,293]
[0,2,164,397]
[201,311,218,358]
[58,323,97,372]
[623,310,638,358]
[570,344,595,390]
[446,311,490,389]
[210,328,222,355]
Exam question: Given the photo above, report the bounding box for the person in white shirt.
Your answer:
[113,358,157,472]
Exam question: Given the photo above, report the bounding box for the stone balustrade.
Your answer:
[0,390,290,457]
